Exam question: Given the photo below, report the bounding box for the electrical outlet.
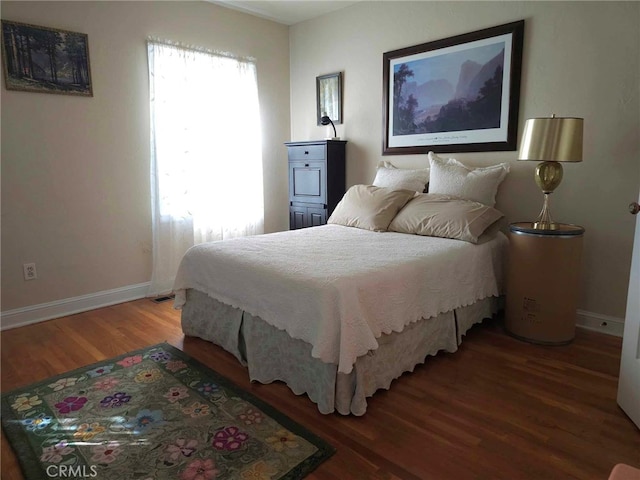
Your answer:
[23,263,37,280]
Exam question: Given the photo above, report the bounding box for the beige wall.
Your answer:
[290,1,640,320]
[2,1,638,323]
[1,1,291,311]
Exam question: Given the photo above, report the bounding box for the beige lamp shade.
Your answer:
[518,116,584,162]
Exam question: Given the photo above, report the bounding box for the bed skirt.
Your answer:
[181,288,499,415]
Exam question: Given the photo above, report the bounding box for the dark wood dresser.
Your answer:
[285,140,346,230]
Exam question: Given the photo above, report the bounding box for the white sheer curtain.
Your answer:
[147,40,264,295]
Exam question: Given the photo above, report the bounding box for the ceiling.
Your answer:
[210,1,360,25]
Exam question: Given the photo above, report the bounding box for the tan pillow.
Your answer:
[328,185,415,232]
[388,193,504,243]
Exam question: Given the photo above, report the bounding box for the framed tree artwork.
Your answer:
[382,20,524,154]
[1,20,93,96]
[316,72,342,125]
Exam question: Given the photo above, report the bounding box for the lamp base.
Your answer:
[532,192,559,230]
[535,161,563,192]
[324,136,340,140]
[533,221,560,230]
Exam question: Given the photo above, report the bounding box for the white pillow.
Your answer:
[327,184,415,232]
[427,152,509,207]
[372,161,429,193]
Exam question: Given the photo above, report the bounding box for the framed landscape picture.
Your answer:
[382,20,524,154]
[1,20,93,96]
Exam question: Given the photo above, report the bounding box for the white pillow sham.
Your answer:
[328,184,415,232]
[372,161,430,193]
[388,193,504,243]
[427,152,509,207]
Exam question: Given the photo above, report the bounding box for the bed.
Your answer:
[173,153,510,415]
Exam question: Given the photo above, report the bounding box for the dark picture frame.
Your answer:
[1,20,93,96]
[316,72,342,125]
[382,20,524,155]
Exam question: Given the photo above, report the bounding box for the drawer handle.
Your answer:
[304,150,309,155]
[304,163,310,167]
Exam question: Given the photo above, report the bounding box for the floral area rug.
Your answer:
[1,343,334,479]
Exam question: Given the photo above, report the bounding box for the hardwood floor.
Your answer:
[1,299,638,479]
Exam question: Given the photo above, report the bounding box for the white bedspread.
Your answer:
[174,224,507,374]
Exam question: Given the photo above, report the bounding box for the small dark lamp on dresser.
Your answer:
[285,140,346,230]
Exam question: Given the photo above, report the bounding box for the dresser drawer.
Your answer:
[289,161,326,204]
[287,144,326,161]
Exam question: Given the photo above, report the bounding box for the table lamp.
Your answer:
[518,115,583,230]
[320,115,339,140]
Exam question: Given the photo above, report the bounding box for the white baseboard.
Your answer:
[576,310,625,337]
[0,282,151,331]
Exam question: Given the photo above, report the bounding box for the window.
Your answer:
[147,40,263,295]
